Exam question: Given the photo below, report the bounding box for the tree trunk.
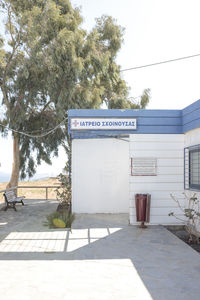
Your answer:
[6,134,20,190]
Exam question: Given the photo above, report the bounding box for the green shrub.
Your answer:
[44,210,75,229]
[56,173,71,208]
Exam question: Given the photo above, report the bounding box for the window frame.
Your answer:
[189,148,200,190]
[184,144,200,191]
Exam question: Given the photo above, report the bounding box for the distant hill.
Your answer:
[0,172,59,183]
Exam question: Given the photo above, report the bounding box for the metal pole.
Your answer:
[46,187,48,200]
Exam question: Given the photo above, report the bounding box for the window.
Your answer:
[131,158,157,176]
[184,145,200,190]
[189,149,200,189]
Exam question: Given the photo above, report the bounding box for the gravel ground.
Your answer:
[165,225,200,254]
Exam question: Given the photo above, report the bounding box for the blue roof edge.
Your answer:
[68,99,200,137]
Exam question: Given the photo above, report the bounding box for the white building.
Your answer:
[68,100,200,225]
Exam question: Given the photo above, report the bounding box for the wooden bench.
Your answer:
[3,191,25,211]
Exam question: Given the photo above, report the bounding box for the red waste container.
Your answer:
[135,194,151,228]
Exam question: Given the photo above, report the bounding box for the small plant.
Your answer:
[43,210,75,229]
[169,192,200,243]
[43,173,74,229]
[55,173,72,212]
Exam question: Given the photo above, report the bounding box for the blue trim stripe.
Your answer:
[182,100,200,133]
[68,99,200,138]
[182,99,200,116]
[69,109,181,117]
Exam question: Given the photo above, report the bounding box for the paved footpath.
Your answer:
[0,199,200,300]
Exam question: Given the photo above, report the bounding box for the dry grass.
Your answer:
[0,177,60,203]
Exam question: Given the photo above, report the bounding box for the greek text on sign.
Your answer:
[71,118,137,130]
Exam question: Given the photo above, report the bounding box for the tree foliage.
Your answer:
[0,0,150,185]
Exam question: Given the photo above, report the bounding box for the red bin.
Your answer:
[135,194,151,228]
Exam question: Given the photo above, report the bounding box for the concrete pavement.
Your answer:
[0,199,200,300]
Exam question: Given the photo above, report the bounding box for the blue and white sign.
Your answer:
[71,118,137,130]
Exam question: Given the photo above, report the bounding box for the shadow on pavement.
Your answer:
[0,199,200,299]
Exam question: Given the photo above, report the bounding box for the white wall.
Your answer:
[184,127,200,147]
[72,133,196,225]
[72,138,129,213]
[129,134,185,225]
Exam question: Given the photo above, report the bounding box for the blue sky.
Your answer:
[1,0,200,179]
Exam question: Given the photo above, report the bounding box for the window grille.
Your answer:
[184,144,200,190]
